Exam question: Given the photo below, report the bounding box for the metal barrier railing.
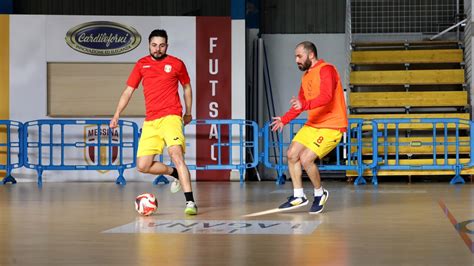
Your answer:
[369,118,473,185]
[0,120,23,185]
[23,120,138,186]
[153,119,259,185]
[0,118,472,186]
[262,118,372,185]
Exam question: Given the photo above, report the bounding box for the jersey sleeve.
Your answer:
[126,61,142,89]
[177,60,191,85]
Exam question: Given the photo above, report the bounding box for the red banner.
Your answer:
[196,17,232,181]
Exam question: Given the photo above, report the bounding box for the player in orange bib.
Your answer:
[109,29,197,215]
[271,41,348,214]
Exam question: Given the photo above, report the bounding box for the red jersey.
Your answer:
[281,60,348,132]
[127,55,191,121]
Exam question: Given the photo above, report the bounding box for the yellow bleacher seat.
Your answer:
[349,91,467,108]
[351,49,463,64]
[351,136,470,155]
[350,69,464,85]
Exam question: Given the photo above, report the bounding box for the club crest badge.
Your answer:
[84,125,119,173]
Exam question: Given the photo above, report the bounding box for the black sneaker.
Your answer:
[278,196,308,211]
[309,189,329,214]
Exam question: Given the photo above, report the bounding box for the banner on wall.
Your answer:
[196,17,232,181]
[65,21,142,56]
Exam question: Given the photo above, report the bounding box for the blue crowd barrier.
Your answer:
[0,118,472,186]
[369,118,473,185]
[153,119,259,185]
[0,120,23,185]
[262,118,371,185]
[23,119,138,186]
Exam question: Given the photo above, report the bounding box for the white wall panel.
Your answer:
[10,15,47,122]
[261,34,346,121]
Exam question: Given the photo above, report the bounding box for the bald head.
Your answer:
[296,41,318,59]
[295,41,318,71]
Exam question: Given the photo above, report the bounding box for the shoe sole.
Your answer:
[309,190,329,214]
[278,200,309,211]
[309,207,324,214]
[184,209,197,215]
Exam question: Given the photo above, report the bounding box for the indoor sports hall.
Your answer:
[0,1,473,265]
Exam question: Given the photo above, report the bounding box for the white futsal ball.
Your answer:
[135,193,158,216]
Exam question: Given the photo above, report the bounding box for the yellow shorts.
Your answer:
[137,115,185,157]
[292,126,342,159]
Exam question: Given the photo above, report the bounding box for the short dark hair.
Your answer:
[297,41,318,58]
[149,29,168,43]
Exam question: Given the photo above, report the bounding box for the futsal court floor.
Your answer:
[0,180,472,265]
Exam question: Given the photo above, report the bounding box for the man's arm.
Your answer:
[271,86,305,132]
[280,85,305,125]
[109,86,135,129]
[182,83,193,125]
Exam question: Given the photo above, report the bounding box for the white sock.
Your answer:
[314,187,324,197]
[294,188,305,198]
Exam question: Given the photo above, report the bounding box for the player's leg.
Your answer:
[299,148,328,214]
[168,145,197,215]
[287,141,305,189]
[136,119,180,195]
[168,145,191,192]
[136,120,179,179]
[163,115,197,215]
[299,148,320,189]
[301,128,342,214]
[136,154,177,177]
[278,141,309,211]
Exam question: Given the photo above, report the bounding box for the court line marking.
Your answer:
[438,199,474,253]
[242,208,286,217]
[270,189,428,194]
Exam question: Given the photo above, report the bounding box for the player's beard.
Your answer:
[150,51,167,60]
[297,58,312,71]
